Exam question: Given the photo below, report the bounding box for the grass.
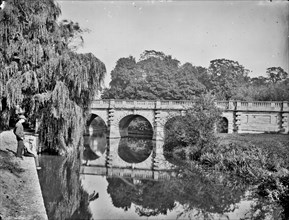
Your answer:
[0,150,24,176]
[217,133,289,172]
[218,133,289,148]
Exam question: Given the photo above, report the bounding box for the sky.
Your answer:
[57,0,289,87]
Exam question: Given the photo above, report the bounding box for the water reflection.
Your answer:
[108,169,251,218]
[79,127,253,219]
[38,151,254,220]
[81,166,255,220]
[118,137,153,163]
[38,123,285,220]
[83,133,107,163]
[107,177,175,215]
[83,116,108,164]
[38,154,92,220]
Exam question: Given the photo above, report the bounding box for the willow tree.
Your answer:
[0,0,106,154]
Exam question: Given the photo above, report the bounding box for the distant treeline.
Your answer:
[102,50,289,101]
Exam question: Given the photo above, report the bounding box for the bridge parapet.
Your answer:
[236,101,287,112]
[92,99,289,112]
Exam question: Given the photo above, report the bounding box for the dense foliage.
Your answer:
[102,50,289,101]
[164,94,221,160]
[102,50,206,100]
[0,0,106,153]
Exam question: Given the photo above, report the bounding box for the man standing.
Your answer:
[14,115,26,158]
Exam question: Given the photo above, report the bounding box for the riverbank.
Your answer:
[218,133,289,159]
[0,130,47,220]
[218,133,289,146]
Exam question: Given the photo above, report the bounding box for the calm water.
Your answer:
[38,134,276,220]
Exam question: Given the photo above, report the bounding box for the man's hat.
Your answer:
[18,115,26,121]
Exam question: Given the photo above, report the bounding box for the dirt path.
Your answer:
[0,130,48,220]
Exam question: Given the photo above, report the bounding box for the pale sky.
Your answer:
[57,0,289,87]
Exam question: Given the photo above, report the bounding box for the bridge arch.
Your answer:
[86,114,108,135]
[217,117,229,133]
[83,114,108,164]
[110,110,154,138]
[117,115,154,164]
[119,114,153,138]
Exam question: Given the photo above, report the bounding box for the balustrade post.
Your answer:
[236,101,241,110]
[228,100,235,110]
[271,102,275,110]
[155,100,161,109]
[248,102,252,109]
[109,99,115,108]
[283,101,289,111]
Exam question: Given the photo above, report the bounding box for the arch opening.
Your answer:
[83,115,108,163]
[118,115,153,164]
[217,117,228,133]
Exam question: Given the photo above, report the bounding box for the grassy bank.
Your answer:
[193,133,289,179]
[218,133,289,150]
[218,133,289,175]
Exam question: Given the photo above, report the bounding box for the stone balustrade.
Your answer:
[92,99,289,112]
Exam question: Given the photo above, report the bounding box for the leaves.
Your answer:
[102,51,205,100]
[164,94,221,160]
[208,59,250,100]
[0,0,106,153]
[266,67,288,84]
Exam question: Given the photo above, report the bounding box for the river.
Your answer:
[37,130,278,220]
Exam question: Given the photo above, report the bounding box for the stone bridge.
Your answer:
[84,99,289,170]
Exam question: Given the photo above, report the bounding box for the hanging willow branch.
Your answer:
[0,0,106,154]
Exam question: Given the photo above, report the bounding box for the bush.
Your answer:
[164,94,221,160]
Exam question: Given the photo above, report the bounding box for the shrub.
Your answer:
[164,94,221,160]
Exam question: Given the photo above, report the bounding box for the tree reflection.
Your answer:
[118,137,153,163]
[107,177,175,216]
[106,166,249,218]
[170,169,248,218]
[38,153,92,220]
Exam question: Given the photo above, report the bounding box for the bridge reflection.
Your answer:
[81,166,176,180]
[83,114,174,170]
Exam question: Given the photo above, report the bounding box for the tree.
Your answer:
[266,67,288,84]
[208,59,250,100]
[164,94,221,161]
[102,51,206,100]
[236,68,289,101]
[250,76,268,87]
[0,0,106,154]
[102,56,137,99]
[175,63,206,98]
